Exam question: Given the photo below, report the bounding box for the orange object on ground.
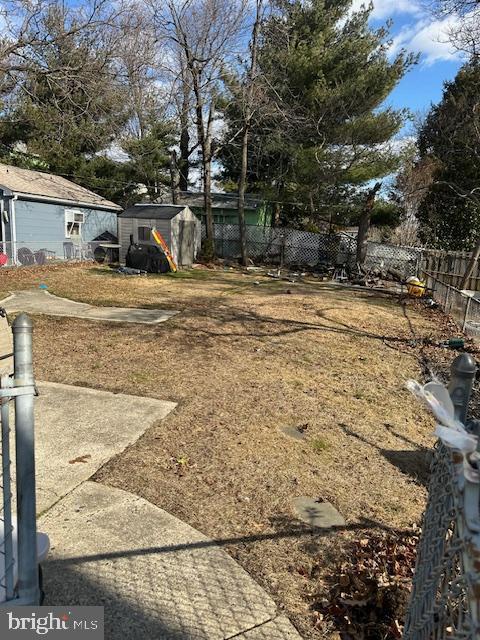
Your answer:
[151,228,177,272]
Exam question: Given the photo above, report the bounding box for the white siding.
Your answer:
[119,206,200,267]
[171,207,201,266]
[118,217,134,263]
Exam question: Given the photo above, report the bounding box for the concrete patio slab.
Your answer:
[292,497,345,529]
[32,382,176,513]
[0,290,178,324]
[40,482,302,640]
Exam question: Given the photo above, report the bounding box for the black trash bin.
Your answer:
[126,243,171,273]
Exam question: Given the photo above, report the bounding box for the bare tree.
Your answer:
[0,0,127,78]
[155,0,247,255]
[427,0,480,57]
[356,182,382,266]
[389,148,438,247]
[116,8,164,140]
[235,0,264,266]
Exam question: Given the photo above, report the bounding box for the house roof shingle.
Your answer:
[0,163,121,210]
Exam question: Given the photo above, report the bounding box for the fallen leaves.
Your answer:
[310,530,419,639]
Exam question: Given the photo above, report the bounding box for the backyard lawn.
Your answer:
[0,263,456,638]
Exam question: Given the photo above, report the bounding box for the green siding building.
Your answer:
[172,191,273,227]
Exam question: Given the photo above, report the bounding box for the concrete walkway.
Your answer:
[32,383,301,639]
[40,482,301,640]
[0,290,178,324]
[33,382,176,513]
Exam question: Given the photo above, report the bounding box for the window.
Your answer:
[138,226,152,241]
[65,209,84,239]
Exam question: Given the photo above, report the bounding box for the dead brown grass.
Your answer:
[2,263,454,638]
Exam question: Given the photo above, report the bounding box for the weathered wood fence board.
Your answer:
[420,249,480,290]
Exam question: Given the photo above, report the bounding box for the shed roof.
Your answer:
[0,163,121,211]
[119,204,188,220]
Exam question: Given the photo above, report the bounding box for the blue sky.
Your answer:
[351,0,465,132]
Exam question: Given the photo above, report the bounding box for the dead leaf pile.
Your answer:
[311,530,419,639]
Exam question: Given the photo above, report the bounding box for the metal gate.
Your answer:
[0,313,40,606]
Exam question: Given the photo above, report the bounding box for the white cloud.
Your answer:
[349,0,421,20]
[389,14,464,65]
[348,0,465,66]
[370,0,421,19]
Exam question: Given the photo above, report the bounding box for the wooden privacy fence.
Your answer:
[420,249,480,290]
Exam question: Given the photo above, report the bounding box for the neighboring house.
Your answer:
[0,163,121,266]
[118,204,201,267]
[157,191,273,226]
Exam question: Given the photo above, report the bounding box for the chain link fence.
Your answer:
[202,223,355,267]
[202,223,422,278]
[365,240,422,276]
[404,354,480,640]
[403,441,478,639]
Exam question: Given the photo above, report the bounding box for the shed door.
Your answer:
[178,221,195,266]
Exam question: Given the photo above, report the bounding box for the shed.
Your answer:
[0,163,121,266]
[118,204,201,267]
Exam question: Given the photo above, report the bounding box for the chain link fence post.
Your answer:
[12,313,39,605]
[448,353,476,423]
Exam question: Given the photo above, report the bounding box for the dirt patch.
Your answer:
[7,263,461,638]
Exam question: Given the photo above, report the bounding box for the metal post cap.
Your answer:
[12,313,33,331]
[451,353,476,376]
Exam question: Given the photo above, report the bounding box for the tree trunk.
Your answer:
[238,124,249,266]
[170,149,179,204]
[356,182,382,266]
[460,237,480,289]
[188,65,215,257]
[179,81,190,192]
[202,117,215,257]
[237,0,262,267]
[273,203,281,226]
[204,154,214,253]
